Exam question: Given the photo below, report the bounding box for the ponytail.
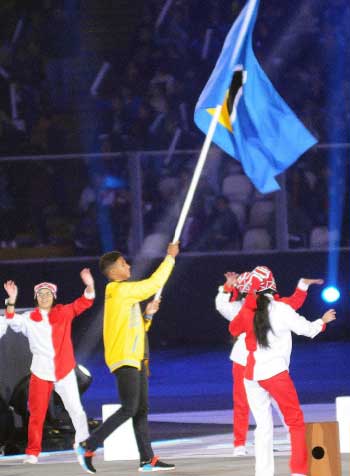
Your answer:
[253,294,272,348]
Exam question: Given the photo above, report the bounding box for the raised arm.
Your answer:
[215,286,243,322]
[120,242,179,302]
[4,280,18,314]
[62,268,95,318]
[215,271,242,321]
[80,268,95,297]
[3,280,28,335]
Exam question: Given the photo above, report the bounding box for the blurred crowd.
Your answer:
[0,0,349,255]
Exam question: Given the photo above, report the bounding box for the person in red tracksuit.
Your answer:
[229,266,336,476]
[4,269,95,464]
[215,271,323,456]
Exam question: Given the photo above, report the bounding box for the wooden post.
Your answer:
[306,421,342,476]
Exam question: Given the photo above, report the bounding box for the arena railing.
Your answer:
[0,144,348,259]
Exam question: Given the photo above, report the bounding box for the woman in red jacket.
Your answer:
[4,269,95,464]
[216,270,323,457]
[229,266,336,476]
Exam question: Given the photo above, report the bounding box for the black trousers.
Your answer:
[86,362,153,461]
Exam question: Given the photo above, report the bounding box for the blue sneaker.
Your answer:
[139,456,175,472]
[75,443,96,474]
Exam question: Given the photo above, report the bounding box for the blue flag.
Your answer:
[194,0,317,193]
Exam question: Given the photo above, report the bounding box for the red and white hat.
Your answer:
[34,282,58,299]
[251,266,277,293]
[235,272,252,293]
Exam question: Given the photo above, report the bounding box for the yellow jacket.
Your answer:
[103,255,175,372]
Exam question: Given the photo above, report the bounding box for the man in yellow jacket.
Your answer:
[76,242,179,474]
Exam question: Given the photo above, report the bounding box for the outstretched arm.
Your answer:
[321,309,336,324]
[282,305,336,338]
[278,278,324,310]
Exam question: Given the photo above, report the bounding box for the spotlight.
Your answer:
[75,364,93,395]
[321,286,340,303]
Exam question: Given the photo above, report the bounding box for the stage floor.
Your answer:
[1,442,349,476]
[1,343,350,474]
[1,405,349,476]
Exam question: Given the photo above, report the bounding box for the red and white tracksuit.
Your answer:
[215,280,309,448]
[6,291,94,457]
[229,292,325,476]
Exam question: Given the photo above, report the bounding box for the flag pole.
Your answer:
[154,104,222,300]
[227,0,258,70]
[172,103,222,243]
[154,0,259,300]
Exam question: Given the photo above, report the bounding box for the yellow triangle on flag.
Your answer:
[206,90,233,132]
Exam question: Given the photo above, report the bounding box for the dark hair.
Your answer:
[253,293,272,348]
[99,251,122,275]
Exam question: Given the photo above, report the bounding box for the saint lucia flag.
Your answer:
[194,0,317,193]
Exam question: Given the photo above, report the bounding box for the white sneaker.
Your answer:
[23,455,38,464]
[233,445,248,457]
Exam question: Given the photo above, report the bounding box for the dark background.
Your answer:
[1,250,349,349]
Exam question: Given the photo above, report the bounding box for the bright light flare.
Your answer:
[321,286,340,303]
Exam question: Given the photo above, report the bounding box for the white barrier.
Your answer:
[102,404,139,461]
[335,396,350,453]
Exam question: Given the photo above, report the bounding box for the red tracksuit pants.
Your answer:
[245,371,307,476]
[26,371,89,457]
[26,374,54,457]
[232,362,250,447]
